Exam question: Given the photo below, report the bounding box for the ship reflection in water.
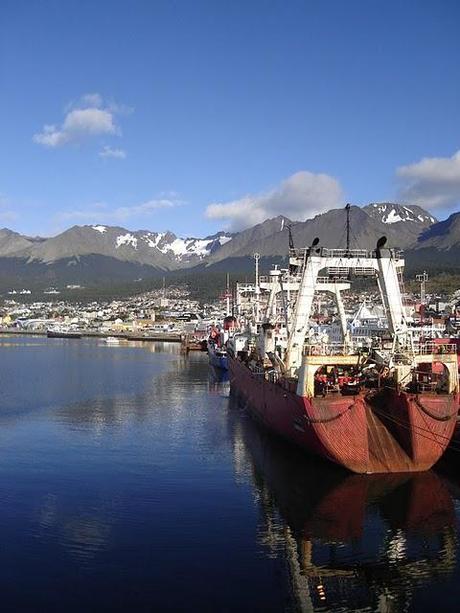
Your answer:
[229,395,457,612]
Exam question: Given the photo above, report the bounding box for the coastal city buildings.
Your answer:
[1,281,460,339]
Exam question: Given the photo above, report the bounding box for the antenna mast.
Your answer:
[345,203,351,252]
[287,224,295,250]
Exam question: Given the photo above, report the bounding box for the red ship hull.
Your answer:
[229,356,459,474]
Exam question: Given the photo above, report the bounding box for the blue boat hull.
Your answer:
[208,348,228,370]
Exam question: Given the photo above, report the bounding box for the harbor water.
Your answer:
[1,336,460,611]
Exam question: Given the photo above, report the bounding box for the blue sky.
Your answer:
[1,0,459,237]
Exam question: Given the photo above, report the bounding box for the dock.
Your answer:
[0,328,183,343]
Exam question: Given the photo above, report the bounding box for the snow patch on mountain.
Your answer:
[368,203,435,225]
[165,238,190,256]
[92,225,107,233]
[383,209,404,224]
[116,233,138,249]
[141,232,164,248]
[157,234,233,259]
[105,229,234,261]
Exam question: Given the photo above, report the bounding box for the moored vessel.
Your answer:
[208,342,228,370]
[207,316,237,371]
[228,220,459,474]
[105,336,121,345]
[47,326,82,339]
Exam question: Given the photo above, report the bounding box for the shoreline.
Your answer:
[0,328,183,343]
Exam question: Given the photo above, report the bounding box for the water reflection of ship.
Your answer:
[229,398,457,611]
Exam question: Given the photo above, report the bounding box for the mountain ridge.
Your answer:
[0,203,457,292]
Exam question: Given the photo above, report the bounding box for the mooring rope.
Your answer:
[413,395,459,422]
[306,401,356,424]
[371,405,460,453]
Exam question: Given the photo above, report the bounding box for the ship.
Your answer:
[47,326,82,339]
[207,341,228,370]
[207,316,237,371]
[227,214,459,474]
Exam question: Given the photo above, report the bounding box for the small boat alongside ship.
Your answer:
[208,342,228,370]
[227,213,459,475]
[182,334,208,352]
[207,316,238,371]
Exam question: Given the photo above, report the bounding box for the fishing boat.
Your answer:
[227,213,459,474]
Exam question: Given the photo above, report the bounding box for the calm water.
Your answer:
[1,336,460,611]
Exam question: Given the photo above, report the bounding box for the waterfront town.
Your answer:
[0,285,207,338]
[2,277,460,340]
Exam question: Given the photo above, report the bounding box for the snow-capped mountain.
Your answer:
[138,230,232,261]
[0,224,233,269]
[92,225,232,262]
[0,202,450,291]
[361,203,437,248]
[363,203,436,226]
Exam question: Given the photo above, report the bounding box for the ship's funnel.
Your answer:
[376,236,387,251]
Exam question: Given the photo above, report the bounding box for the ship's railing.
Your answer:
[415,342,457,355]
[303,343,352,356]
[258,275,350,285]
[412,381,439,392]
[289,247,404,260]
[259,274,301,284]
[302,342,458,358]
[316,276,350,284]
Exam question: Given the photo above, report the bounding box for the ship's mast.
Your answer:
[416,271,428,329]
[287,224,295,250]
[226,273,230,316]
[345,203,351,252]
[254,253,260,323]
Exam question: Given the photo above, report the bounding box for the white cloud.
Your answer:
[114,199,179,220]
[205,171,343,230]
[0,193,18,223]
[33,93,124,148]
[81,93,103,107]
[55,196,183,226]
[99,146,126,159]
[397,150,460,209]
[0,210,17,223]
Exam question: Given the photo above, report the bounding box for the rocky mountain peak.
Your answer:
[364,202,436,226]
